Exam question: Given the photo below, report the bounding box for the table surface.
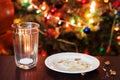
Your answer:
[0,54,120,80]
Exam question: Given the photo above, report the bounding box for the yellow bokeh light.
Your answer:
[114,26,119,31]
[90,1,96,13]
[65,23,69,28]
[77,22,81,26]
[14,18,21,23]
[104,0,109,3]
[86,13,92,18]
[89,18,94,23]
[23,0,29,3]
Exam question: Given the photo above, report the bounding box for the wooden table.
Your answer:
[0,54,120,80]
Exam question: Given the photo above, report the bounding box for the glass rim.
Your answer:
[11,22,40,29]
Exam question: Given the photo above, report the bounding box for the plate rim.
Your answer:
[45,52,100,74]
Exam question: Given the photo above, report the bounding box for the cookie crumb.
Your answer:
[104,61,110,65]
[103,67,106,71]
[110,69,116,75]
[81,73,86,76]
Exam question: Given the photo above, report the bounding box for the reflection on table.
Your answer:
[0,54,119,80]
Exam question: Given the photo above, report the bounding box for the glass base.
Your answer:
[17,64,36,70]
[16,58,37,70]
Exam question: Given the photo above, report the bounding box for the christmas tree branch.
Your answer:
[106,15,117,53]
[57,39,76,45]
[39,29,45,36]
[57,39,78,52]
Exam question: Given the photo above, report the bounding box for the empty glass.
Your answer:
[12,22,39,69]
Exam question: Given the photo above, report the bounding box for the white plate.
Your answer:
[45,52,100,74]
